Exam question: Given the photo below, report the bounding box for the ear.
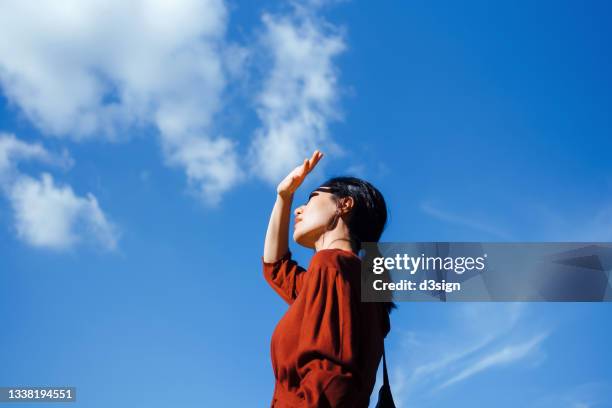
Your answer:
[339,196,354,216]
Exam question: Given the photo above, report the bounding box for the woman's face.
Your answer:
[293,187,338,248]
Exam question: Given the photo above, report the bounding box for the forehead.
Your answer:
[308,186,335,200]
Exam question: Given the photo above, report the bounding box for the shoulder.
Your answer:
[311,248,360,265]
[309,249,361,279]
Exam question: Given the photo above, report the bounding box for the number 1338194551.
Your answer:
[1,387,76,402]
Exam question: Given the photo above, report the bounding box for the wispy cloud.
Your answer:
[420,200,514,240]
[531,380,612,408]
[377,303,550,407]
[436,330,549,390]
[421,195,612,242]
[0,133,71,180]
[529,200,612,241]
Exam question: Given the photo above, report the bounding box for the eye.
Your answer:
[306,193,316,205]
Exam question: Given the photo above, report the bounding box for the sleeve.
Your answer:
[262,249,308,305]
[294,262,361,407]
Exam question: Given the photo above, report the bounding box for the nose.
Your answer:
[294,206,303,217]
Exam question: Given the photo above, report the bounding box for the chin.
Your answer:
[293,229,315,249]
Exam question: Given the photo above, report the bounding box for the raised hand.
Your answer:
[277,150,324,199]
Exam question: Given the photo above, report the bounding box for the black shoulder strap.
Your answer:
[375,342,396,408]
[383,344,390,387]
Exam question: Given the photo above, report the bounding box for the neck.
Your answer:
[314,224,357,254]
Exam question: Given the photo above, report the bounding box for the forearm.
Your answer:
[263,193,294,263]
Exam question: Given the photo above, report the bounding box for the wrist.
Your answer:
[277,191,294,201]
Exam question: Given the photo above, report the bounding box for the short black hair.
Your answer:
[317,176,397,315]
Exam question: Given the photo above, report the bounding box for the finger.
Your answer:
[308,151,323,171]
[300,158,309,175]
[306,150,319,168]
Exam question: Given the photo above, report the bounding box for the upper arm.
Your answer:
[262,250,308,305]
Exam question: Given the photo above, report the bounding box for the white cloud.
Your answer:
[0,0,245,204]
[161,134,243,206]
[0,133,117,250]
[248,5,347,183]
[8,173,118,250]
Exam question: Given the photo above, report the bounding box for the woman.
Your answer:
[262,150,395,407]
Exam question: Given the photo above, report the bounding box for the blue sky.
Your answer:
[1,0,611,407]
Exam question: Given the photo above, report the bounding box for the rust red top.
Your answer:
[262,248,390,407]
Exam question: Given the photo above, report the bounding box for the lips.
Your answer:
[294,217,302,226]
